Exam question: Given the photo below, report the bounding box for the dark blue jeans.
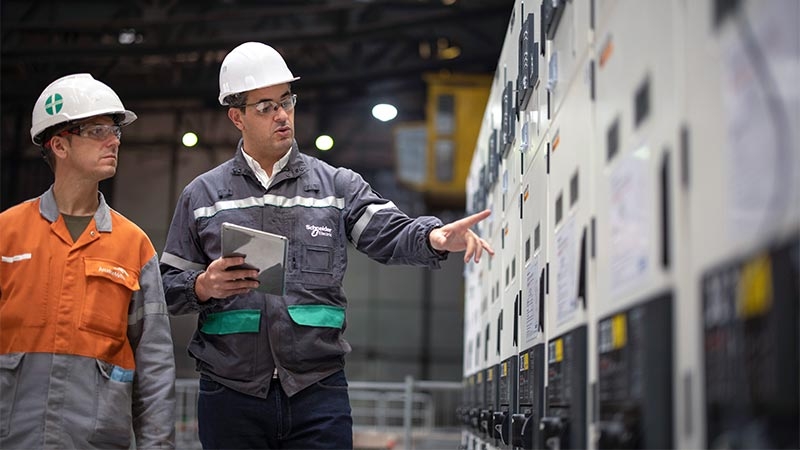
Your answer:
[197,370,353,449]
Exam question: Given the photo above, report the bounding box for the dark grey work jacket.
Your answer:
[160,140,446,397]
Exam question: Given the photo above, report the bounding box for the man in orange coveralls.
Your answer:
[0,73,176,449]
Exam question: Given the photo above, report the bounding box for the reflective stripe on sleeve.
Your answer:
[350,202,396,246]
[129,302,169,325]
[161,252,207,272]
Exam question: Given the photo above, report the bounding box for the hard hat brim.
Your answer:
[31,109,137,146]
[218,76,300,106]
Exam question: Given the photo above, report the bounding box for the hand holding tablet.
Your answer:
[220,222,288,296]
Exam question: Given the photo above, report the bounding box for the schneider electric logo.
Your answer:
[306,224,333,237]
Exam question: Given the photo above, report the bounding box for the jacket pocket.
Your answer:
[284,305,348,372]
[195,309,261,380]
[0,353,24,437]
[80,257,139,340]
[89,359,133,448]
[287,305,345,328]
[297,244,340,287]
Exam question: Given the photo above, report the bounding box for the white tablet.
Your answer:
[220,222,288,296]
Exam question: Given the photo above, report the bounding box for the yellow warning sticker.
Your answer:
[737,254,772,319]
[521,352,529,371]
[502,362,508,377]
[555,338,563,363]
[612,314,627,350]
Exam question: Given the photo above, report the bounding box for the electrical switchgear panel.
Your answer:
[474,370,484,434]
[512,344,545,449]
[463,2,799,449]
[481,365,500,442]
[541,326,587,449]
[597,293,673,449]
[702,237,799,449]
[496,356,518,447]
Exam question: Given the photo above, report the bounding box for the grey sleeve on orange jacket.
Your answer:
[128,254,177,449]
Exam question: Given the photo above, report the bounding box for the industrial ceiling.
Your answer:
[1,0,514,209]
[2,0,512,111]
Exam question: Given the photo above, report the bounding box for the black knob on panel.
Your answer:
[492,411,507,441]
[479,409,493,435]
[598,420,639,449]
[511,413,534,448]
[540,416,568,449]
[469,408,480,431]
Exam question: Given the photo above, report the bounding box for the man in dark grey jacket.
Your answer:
[160,41,493,450]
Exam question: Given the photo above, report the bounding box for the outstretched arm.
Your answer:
[428,209,495,263]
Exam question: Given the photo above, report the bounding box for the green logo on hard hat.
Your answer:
[44,93,63,115]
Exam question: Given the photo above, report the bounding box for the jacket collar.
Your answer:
[39,185,113,232]
[231,138,308,181]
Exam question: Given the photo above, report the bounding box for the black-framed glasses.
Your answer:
[242,94,297,114]
[60,123,122,141]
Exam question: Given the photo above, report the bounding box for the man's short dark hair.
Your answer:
[225,93,247,110]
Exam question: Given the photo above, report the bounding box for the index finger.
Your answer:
[448,209,491,231]
[216,255,247,269]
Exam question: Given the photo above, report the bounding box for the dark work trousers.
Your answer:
[197,370,353,449]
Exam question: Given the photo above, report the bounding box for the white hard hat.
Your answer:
[30,73,137,146]
[218,42,300,105]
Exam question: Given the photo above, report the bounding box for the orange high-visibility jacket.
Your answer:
[0,187,176,449]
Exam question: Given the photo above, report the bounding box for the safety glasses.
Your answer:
[60,123,122,141]
[243,94,297,115]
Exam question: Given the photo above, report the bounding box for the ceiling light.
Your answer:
[182,132,198,148]
[419,41,432,59]
[436,37,461,60]
[372,103,398,122]
[119,29,137,45]
[439,45,461,60]
[316,135,334,151]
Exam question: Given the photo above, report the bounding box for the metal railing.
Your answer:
[175,379,202,449]
[350,376,462,448]
[174,376,462,450]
